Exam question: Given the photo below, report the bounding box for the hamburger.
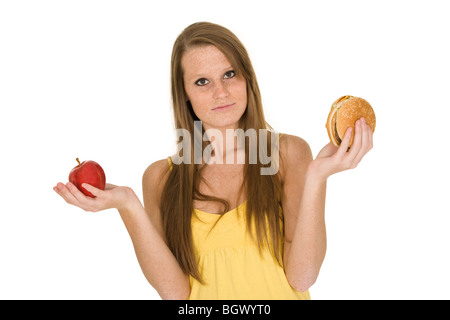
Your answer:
[326,95,376,147]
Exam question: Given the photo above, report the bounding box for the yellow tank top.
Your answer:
[166,135,311,300]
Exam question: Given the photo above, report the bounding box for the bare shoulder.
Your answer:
[142,158,171,212]
[278,134,313,183]
[143,158,171,183]
[279,134,312,160]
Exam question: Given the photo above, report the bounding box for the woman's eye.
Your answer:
[195,78,209,86]
[224,70,235,79]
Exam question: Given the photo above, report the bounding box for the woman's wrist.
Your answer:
[305,161,329,185]
[116,186,141,213]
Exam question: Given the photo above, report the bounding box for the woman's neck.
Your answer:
[202,125,245,165]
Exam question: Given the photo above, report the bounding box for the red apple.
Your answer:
[69,158,106,197]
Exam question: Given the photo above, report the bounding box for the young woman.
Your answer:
[53,22,373,299]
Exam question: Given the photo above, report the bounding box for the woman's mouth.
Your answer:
[213,103,235,111]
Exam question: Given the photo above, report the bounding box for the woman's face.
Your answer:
[181,45,247,131]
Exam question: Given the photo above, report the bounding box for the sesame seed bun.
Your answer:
[326,95,376,147]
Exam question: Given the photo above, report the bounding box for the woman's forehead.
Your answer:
[181,45,232,77]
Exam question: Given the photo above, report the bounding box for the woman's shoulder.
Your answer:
[278,133,312,161]
[278,133,313,181]
[143,158,171,180]
[142,158,172,200]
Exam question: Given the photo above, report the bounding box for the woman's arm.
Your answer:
[53,159,190,299]
[139,159,191,299]
[282,118,373,292]
[118,191,190,300]
[283,165,327,292]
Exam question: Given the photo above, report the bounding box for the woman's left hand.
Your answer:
[307,117,374,181]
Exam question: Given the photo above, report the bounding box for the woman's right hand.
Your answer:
[53,182,138,213]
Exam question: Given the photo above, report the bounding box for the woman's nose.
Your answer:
[213,81,229,99]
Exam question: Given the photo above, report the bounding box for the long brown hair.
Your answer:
[160,22,284,283]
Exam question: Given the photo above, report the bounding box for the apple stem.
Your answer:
[76,158,81,165]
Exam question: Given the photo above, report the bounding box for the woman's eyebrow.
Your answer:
[191,66,234,79]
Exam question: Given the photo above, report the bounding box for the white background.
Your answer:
[1,0,449,299]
